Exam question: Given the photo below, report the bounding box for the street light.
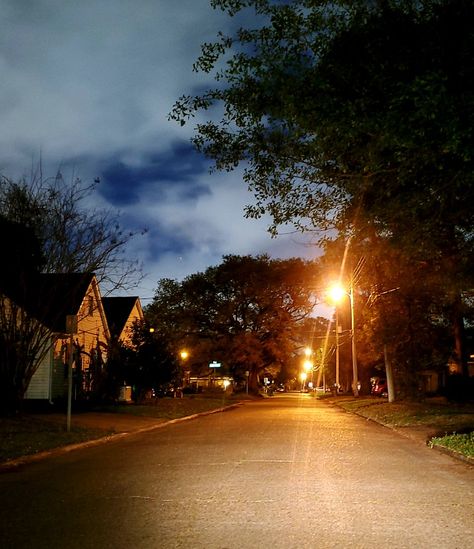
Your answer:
[303,347,314,388]
[300,371,307,392]
[328,281,359,397]
[179,349,190,386]
[335,308,341,393]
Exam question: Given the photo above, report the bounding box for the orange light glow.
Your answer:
[328,284,346,303]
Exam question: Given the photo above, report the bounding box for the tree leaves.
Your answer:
[146,255,320,385]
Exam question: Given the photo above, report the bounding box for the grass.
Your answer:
[323,395,474,459]
[0,394,236,464]
[93,394,233,419]
[0,415,111,463]
[429,432,474,457]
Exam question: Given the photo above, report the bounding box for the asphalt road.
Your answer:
[1,394,473,549]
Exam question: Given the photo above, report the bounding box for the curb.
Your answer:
[0,403,241,472]
[426,441,474,466]
[389,425,473,465]
[324,399,474,467]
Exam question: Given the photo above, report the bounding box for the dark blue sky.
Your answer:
[0,0,318,303]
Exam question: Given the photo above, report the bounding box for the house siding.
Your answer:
[120,301,143,347]
[25,275,110,400]
[24,341,54,400]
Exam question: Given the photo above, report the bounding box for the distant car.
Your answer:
[371,378,388,397]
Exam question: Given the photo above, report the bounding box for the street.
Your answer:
[1,394,473,548]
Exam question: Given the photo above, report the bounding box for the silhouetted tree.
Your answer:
[0,173,143,414]
[147,255,319,392]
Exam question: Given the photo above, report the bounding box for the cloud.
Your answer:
[0,0,320,303]
[0,0,227,170]
[98,141,212,207]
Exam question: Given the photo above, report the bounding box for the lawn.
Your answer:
[0,415,111,464]
[94,394,233,419]
[0,395,235,464]
[324,395,474,459]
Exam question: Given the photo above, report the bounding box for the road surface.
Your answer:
[1,394,473,548]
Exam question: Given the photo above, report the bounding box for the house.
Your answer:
[101,296,144,402]
[102,296,144,347]
[1,271,145,403]
[24,273,110,401]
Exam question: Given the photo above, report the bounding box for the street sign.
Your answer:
[209,361,221,368]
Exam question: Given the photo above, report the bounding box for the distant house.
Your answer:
[24,273,110,400]
[102,296,144,347]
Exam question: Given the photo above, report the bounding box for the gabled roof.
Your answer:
[2,272,97,333]
[102,296,142,339]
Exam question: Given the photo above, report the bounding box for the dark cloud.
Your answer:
[147,223,194,261]
[99,141,212,206]
[0,0,320,302]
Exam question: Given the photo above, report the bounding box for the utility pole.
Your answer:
[335,308,340,392]
[66,315,77,432]
[350,280,359,397]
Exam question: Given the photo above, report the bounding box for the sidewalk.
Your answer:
[1,405,239,471]
[30,411,169,434]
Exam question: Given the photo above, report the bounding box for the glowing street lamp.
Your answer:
[179,349,190,386]
[328,284,346,303]
[303,347,314,386]
[300,371,307,391]
[328,281,359,397]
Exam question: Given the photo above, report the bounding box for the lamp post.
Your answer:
[66,315,77,432]
[300,371,307,392]
[180,349,190,387]
[335,307,340,393]
[303,347,313,387]
[328,281,359,397]
[349,280,359,397]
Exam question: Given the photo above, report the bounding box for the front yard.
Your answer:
[326,395,474,459]
[0,395,235,464]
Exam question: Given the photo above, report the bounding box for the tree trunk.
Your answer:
[452,294,468,378]
[384,344,396,403]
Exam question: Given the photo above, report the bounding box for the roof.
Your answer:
[102,296,141,339]
[1,272,96,332]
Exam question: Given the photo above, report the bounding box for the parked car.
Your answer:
[371,378,388,397]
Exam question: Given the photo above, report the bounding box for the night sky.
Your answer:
[0,0,319,304]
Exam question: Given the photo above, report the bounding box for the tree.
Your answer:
[0,173,143,414]
[146,255,319,392]
[0,173,142,290]
[0,217,47,414]
[172,0,474,235]
[171,0,474,388]
[127,321,182,402]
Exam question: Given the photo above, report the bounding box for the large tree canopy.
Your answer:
[171,0,474,385]
[172,0,474,241]
[146,255,322,391]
